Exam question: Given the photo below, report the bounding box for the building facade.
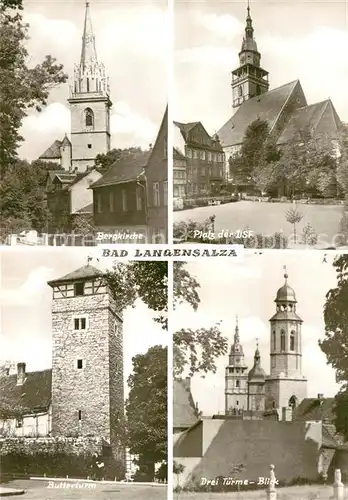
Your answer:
[173,121,225,198]
[173,147,187,199]
[224,271,307,420]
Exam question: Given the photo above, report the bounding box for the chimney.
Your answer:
[17,363,26,386]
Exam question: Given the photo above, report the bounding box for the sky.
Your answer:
[174,0,348,134]
[0,247,167,396]
[173,252,343,416]
[20,0,167,161]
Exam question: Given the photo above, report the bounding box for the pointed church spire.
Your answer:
[80,1,98,70]
[234,315,240,343]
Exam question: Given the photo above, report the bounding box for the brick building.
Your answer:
[173,121,225,198]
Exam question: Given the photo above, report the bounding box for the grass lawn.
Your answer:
[174,484,335,499]
[1,479,167,499]
[174,201,344,248]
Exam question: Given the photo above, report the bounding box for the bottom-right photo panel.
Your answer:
[173,252,347,500]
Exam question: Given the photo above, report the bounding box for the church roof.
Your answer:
[39,139,62,160]
[217,80,304,147]
[277,99,342,145]
[248,348,266,381]
[80,1,98,70]
[173,378,199,430]
[0,369,52,415]
[47,264,102,286]
[90,151,150,189]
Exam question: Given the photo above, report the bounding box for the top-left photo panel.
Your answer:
[0,0,168,246]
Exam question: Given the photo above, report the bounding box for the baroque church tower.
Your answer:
[48,264,124,460]
[247,343,266,412]
[231,1,269,108]
[68,1,112,172]
[265,270,307,419]
[225,317,249,413]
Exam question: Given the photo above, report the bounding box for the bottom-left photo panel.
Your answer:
[0,248,168,499]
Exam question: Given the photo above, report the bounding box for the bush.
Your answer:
[300,223,318,246]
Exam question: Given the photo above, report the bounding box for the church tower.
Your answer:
[48,264,124,460]
[247,343,266,412]
[68,2,112,172]
[231,1,269,108]
[265,269,307,419]
[225,317,249,414]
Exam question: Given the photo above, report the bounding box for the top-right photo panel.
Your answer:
[173,0,348,250]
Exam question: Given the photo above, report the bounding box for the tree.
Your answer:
[319,254,348,439]
[0,0,68,166]
[285,207,303,244]
[173,262,228,378]
[94,147,143,171]
[105,261,168,329]
[126,345,167,481]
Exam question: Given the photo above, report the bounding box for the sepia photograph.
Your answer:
[173,254,348,498]
[173,0,348,250]
[0,249,168,498]
[0,0,168,246]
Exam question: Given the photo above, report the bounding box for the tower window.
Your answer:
[290,331,295,351]
[77,359,83,369]
[280,330,285,351]
[236,400,239,406]
[272,330,276,350]
[88,144,92,149]
[85,108,94,128]
[86,78,90,92]
[256,85,261,95]
[74,317,87,330]
[74,282,84,296]
[78,410,82,421]
[238,86,243,97]
[236,380,240,388]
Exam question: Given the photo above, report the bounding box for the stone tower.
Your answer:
[68,1,112,172]
[48,264,124,456]
[231,1,269,108]
[247,343,266,412]
[225,317,249,413]
[265,270,307,418]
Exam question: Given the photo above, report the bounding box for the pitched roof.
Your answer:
[0,369,52,414]
[277,99,342,144]
[322,425,340,449]
[90,151,150,189]
[173,379,199,429]
[218,80,304,147]
[47,264,103,286]
[292,397,335,422]
[39,140,62,160]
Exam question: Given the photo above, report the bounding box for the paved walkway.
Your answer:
[0,487,25,497]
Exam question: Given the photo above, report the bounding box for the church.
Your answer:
[217,3,343,163]
[225,271,307,420]
[40,2,168,241]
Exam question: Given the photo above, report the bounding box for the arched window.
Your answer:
[238,86,243,97]
[86,78,90,92]
[280,330,285,351]
[236,380,240,388]
[272,330,276,350]
[290,330,295,351]
[85,108,94,128]
[289,395,297,409]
